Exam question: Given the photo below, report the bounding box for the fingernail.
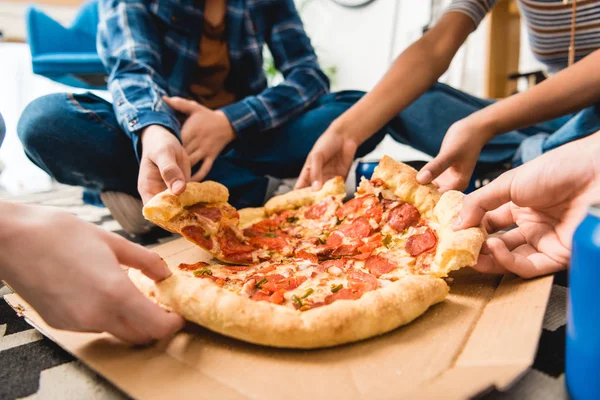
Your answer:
[452,216,462,229]
[172,180,185,193]
[312,181,320,191]
[417,170,432,183]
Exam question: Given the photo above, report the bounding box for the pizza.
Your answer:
[131,156,486,348]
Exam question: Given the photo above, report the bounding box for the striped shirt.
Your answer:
[446,0,600,71]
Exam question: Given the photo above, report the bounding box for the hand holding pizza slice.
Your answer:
[133,156,486,348]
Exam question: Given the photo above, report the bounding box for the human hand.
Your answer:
[139,125,190,204]
[417,118,494,192]
[0,204,185,344]
[163,96,236,182]
[454,132,600,278]
[295,125,358,190]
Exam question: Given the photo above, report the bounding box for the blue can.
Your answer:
[355,160,379,186]
[567,204,600,400]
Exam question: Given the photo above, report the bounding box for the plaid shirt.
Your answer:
[97,0,329,151]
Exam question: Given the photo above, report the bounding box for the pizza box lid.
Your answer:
[3,237,553,399]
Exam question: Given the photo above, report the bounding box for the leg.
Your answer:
[203,91,385,208]
[542,104,600,153]
[18,92,139,197]
[387,82,564,164]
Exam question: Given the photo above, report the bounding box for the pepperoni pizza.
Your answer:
[131,157,486,348]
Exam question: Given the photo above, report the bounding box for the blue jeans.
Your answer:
[384,83,600,167]
[0,112,5,148]
[17,92,386,209]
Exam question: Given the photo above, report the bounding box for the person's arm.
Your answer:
[219,0,330,138]
[330,12,474,145]
[416,48,600,189]
[97,0,180,156]
[295,11,476,189]
[98,0,189,202]
[0,202,185,343]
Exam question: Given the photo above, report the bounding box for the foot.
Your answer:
[100,191,155,236]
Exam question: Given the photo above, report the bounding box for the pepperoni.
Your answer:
[319,259,345,272]
[219,228,254,254]
[331,243,360,257]
[405,228,437,256]
[347,268,379,292]
[295,250,318,263]
[178,261,209,271]
[304,200,328,219]
[256,265,276,275]
[381,199,397,211]
[251,290,285,304]
[365,255,397,277]
[357,239,381,255]
[388,203,421,232]
[243,218,279,237]
[187,204,222,222]
[336,196,367,219]
[248,236,288,251]
[181,226,213,250]
[336,216,372,239]
[224,265,252,273]
[194,275,225,286]
[324,288,361,304]
[260,274,307,293]
[325,233,343,247]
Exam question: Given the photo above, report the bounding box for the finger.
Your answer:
[103,231,171,281]
[453,169,517,230]
[162,96,198,115]
[416,155,454,185]
[310,152,324,191]
[471,253,509,275]
[121,287,186,341]
[191,157,214,182]
[180,150,192,182]
[486,238,562,279]
[154,150,187,194]
[481,203,515,233]
[494,228,527,251]
[295,158,313,189]
[108,314,155,345]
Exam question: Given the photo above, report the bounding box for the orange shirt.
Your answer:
[189,3,236,110]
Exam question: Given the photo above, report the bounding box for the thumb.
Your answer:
[154,149,187,195]
[453,168,515,230]
[417,153,454,184]
[310,151,324,191]
[103,231,171,281]
[163,96,198,115]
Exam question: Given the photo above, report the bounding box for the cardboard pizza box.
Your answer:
[4,237,553,399]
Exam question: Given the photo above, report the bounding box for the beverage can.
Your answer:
[566,204,600,400]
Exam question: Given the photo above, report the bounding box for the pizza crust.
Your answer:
[143,181,229,228]
[264,176,346,215]
[431,190,487,277]
[238,207,267,229]
[369,156,441,218]
[129,267,448,349]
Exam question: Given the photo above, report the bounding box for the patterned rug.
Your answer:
[0,185,569,399]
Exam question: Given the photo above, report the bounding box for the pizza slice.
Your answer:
[142,177,346,264]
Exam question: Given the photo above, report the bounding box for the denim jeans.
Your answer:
[385,83,599,166]
[0,112,5,148]
[17,92,386,209]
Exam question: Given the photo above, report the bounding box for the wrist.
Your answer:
[328,118,363,147]
[214,110,236,141]
[462,111,499,145]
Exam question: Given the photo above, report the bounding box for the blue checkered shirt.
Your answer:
[97,0,329,151]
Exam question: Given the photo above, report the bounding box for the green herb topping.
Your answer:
[255,277,268,289]
[383,234,392,247]
[262,233,277,238]
[331,284,343,293]
[301,288,314,299]
[193,268,213,277]
[286,216,299,224]
[291,295,303,308]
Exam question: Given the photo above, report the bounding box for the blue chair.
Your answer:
[26,0,107,89]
